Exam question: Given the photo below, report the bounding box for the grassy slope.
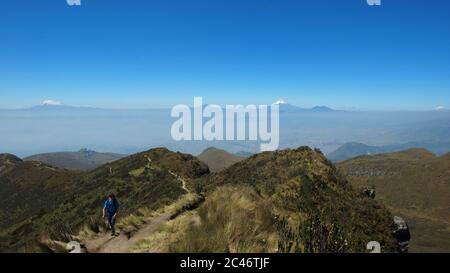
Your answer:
[0,148,209,252]
[154,147,399,253]
[0,154,82,230]
[1,147,405,253]
[337,148,450,252]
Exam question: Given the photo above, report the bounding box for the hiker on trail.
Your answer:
[393,216,411,253]
[103,193,120,236]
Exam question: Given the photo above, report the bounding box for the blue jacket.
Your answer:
[104,198,119,215]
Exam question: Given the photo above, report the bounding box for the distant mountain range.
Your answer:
[24,149,126,170]
[337,148,450,253]
[327,141,450,162]
[1,101,450,157]
[273,100,335,112]
[197,147,244,172]
[3,100,336,112]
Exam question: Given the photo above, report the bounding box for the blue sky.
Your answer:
[0,0,449,110]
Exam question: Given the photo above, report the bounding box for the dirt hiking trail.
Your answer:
[83,212,171,253]
[82,160,192,253]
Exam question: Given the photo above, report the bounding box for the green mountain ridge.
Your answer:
[1,147,401,253]
[183,147,398,253]
[0,155,81,231]
[0,148,209,252]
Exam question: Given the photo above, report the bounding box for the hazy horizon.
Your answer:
[0,99,449,112]
[1,103,449,158]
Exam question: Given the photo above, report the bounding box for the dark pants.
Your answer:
[107,213,116,233]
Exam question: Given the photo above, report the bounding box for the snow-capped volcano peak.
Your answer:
[273,99,288,105]
[42,100,63,106]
